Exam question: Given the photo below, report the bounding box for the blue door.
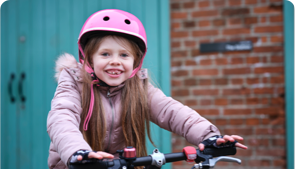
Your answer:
[1,0,171,168]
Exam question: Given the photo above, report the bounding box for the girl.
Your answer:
[47,9,247,169]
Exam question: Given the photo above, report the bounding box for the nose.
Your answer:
[109,56,121,66]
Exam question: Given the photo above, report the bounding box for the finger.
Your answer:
[216,138,226,145]
[198,143,205,151]
[235,143,248,150]
[230,135,244,141]
[88,152,103,159]
[77,155,82,161]
[96,152,114,159]
[222,135,235,142]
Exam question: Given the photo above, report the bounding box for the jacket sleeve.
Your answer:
[148,83,220,146]
[47,69,92,165]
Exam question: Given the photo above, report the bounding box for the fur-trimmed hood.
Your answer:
[54,53,79,81]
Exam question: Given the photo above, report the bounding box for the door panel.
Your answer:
[1,0,171,168]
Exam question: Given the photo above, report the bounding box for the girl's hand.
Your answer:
[77,151,114,161]
[198,135,248,151]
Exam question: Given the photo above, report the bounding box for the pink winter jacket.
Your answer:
[47,54,220,169]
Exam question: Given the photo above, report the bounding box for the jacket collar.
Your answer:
[98,83,125,98]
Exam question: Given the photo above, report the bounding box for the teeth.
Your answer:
[107,71,121,75]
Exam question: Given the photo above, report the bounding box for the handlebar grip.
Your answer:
[203,147,236,157]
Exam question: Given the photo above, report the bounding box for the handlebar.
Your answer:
[69,147,241,169]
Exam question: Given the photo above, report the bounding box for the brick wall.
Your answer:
[170,0,285,169]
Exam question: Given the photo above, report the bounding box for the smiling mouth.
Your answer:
[106,70,123,75]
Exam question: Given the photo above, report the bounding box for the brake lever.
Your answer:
[193,149,241,169]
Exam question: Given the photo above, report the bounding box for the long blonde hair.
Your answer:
[79,35,154,157]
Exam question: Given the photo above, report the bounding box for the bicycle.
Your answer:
[69,146,241,169]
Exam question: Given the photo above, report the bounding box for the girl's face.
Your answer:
[92,36,135,86]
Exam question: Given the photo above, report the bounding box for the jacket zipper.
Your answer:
[106,90,115,152]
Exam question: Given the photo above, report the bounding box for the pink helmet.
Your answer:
[78,9,147,77]
[78,9,147,130]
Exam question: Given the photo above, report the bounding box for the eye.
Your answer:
[101,52,109,56]
[121,53,129,57]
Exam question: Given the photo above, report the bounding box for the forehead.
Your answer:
[98,36,132,51]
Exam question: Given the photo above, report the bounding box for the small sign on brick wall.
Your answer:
[200,40,253,53]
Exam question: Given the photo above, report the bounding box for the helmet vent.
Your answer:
[103,16,110,21]
[125,19,131,24]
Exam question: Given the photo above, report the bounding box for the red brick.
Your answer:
[215,119,227,125]
[230,98,244,105]
[255,25,283,33]
[223,28,250,35]
[171,12,187,19]
[270,14,283,22]
[191,49,200,56]
[248,138,269,146]
[223,87,251,95]
[192,10,218,17]
[185,59,197,66]
[213,19,225,26]
[246,97,259,104]
[229,18,242,25]
[215,58,227,65]
[184,41,196,48]
[249,160,271,166]
[229,0,241,6]
[193,89,219,95]
[192,69,218,76]
[200,59,212,65]
[271,35,283,43]
[272,138,285,146]
[172,80,181,86]
[184,78,197,86]
[171,41,180,48]
[247,77,259,84]
[253,87,274,94]
[256,148,285,156]
[245,17,258,25]
[184,99,197,106]
[231,78,243,85]
[274,159,286,167]
[183,2,195,9]
[223,127,253,135]
[271,97,284,105]
[171,31,189,38]
[172,89,189,96]
[200,99,212,105]
[198,20,210,27]
[215,78,228,85]
[171,3,180,10]
[245,0,258,4]
[195,109,219,115]
[235,148,253,156]
[172,70,188,76]
[171,22,180,30]
[229,118,244,125]
[171,50,188,58]
[247,56,260,64]
[193,30,219,37]
[213,0,225,7]
[231,57,244,64]
[171,60,182,67]
[223,67,251,75]
[270,75,284,84]
[246,118,260,125]
[198,1,210,8]
[222,8,249,16]
[254,66,284,74]
[183,21,195,28]
[224,108,252,115]
[253,46,283,53]
[199,78,212,85]
[215,98,228,105]
[254,6,282,14]
[255,107,279,116]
